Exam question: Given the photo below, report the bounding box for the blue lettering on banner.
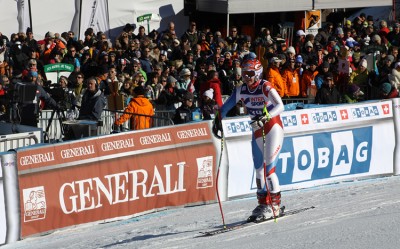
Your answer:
[226,121,252,134]
[351,106,379,118]
[277,127,372,185]
[281,115,298,127]
[311,111,337,123]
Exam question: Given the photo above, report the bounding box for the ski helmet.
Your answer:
[241,58,263,81]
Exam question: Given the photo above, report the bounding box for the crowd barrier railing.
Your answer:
[38,109,175,142]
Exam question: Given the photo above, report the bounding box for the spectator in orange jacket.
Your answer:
[114,85,154,130]
[282,58,300,97]
[265,57,285,97]
[301,59,319,101]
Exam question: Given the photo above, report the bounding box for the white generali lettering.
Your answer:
[19,152,55,166]
[139,133,171,145]
[59,162,187,214]
[101,138,134,151]
[61,145,95,159]
[177,128,208,139]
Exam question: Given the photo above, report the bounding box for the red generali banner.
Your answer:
[17,122,216,237]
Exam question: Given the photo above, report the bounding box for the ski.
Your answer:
[199,206,315,237]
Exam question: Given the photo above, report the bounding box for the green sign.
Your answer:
[44,63,74,73]
[137,14,152,22]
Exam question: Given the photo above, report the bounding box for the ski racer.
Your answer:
[213,53,285,221]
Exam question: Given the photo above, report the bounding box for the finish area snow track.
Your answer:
[3,176,400,249]
[198,206,315,237]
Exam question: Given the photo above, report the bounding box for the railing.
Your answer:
[105,109,174,132]
[38,109,175,142]
[37,98,310,142]
[282,97,314,105]
[0,133,39,152]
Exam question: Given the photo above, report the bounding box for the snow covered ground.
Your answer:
[3,175,400,249]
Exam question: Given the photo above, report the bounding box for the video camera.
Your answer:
[43,81,76,110]
[10,82,37,104]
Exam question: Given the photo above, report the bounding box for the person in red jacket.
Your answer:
[199,70,223,107]
[114,85,154,130]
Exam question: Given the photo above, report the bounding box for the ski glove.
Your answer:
[212,113,223,139]
[250,112,272,130]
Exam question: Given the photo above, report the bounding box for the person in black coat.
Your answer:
[78,77,106,121]
[173,91,196,124]
[314,72,341,104]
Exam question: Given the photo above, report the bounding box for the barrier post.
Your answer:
[392,98,400,175]
[1,153,20,243]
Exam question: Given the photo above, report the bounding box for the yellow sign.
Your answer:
[305,10,321,35]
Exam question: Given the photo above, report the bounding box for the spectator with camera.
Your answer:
[10,70,58,127]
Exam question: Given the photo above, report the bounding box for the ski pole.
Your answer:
[261,107,278,222]
[215,135,227,229]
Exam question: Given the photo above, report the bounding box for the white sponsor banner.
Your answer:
[221,116,253,197]
[79,0,110,40]
[17,0,31,33]
[227,101,395,198]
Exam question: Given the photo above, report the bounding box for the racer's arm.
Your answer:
[265,87,284,118]
[219,86,239,119]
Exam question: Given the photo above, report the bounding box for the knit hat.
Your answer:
[180,68,191,76]
[203,88,214,99]
[296,30,306,36]
[348,84,360,95]
[336,27,344,35]
[295,55,303,63]
[183,91,194,101]
[386,55,395,63]
[287,46,296,54]
[305,41,313,48]
[28,71,38,78]
[372,34,381,43]
[167,75,177,84]
[381,83,392,94]
[360,59,368,68]
[234,67,242,76]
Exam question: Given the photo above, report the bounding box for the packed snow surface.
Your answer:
[3,176,400,249]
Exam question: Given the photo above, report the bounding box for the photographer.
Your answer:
[11,71,58,127]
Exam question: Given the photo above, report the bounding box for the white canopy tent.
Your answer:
[196,0,394,34]
[196,0,393,14]
[0,0,188,41]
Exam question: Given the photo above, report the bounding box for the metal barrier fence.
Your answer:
[282,97,313,105]
[37,98,309,142]
[0,133,39,152]
[38,109,175,142]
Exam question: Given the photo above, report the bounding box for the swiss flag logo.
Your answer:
[301,114,309,125]
[381,104,390,115]
[340,110,348,120]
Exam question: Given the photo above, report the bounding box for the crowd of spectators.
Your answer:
[1,13,400,127]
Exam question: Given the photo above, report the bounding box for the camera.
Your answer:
[43,81,76,110]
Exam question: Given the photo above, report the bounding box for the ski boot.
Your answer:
[247,192,281,222]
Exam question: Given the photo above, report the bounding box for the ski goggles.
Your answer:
[242,70,256,78]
